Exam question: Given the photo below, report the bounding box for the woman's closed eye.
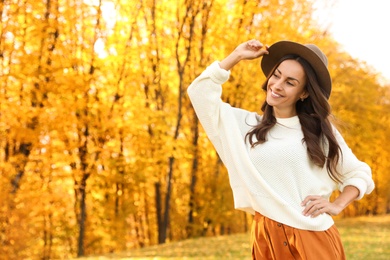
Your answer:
[287,81,295,86]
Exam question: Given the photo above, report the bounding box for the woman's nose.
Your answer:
[273,80,283,90]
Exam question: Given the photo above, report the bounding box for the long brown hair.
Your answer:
[246,55,343,183]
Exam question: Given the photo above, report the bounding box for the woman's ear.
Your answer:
[301,91,309,100]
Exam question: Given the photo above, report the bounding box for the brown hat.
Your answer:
[261,41,332,99]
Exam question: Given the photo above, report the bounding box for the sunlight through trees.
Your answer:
[0,0,389,258]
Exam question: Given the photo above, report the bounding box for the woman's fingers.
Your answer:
[301,195,329,217]
[235,39,268,60]
[247,39,263,50]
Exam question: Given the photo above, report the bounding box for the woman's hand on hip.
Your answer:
[301,186,359,218]
[301,195,343,218]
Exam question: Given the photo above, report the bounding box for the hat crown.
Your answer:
[304,44,328,67]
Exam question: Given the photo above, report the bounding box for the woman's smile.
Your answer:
[270,89,283,98]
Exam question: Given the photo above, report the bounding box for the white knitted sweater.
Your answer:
[187,61,375,231]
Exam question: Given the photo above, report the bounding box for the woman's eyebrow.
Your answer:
[276,68,300,83]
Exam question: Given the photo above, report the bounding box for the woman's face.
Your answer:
[266,59,308,118]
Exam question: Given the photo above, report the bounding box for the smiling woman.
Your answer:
[187,39,374,259]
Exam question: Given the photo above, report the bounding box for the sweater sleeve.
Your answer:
[187,61,230,138]
[187,61,256,170]
[335,128,375,199]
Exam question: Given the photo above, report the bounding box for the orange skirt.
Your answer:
[251,212,345,260]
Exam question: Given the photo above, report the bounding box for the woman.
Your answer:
[187,40,374,259]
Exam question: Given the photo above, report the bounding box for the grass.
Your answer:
[334,215,390,259]
[79,214,390,260]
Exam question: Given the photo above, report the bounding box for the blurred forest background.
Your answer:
[1,0,389,259]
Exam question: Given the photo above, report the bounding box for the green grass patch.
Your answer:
[334,214,390,259]
[79,214,390,260]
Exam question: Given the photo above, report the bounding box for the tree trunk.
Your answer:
[75,120,91,257]
[77,175,88,257]
[10,143,32,193]
[155,182,164,244]
[187,113,199,237]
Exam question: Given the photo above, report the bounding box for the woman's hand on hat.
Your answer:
[219,39,268,71]
[237,39,269,60]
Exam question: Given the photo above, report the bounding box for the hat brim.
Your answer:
[261,41,331,98]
